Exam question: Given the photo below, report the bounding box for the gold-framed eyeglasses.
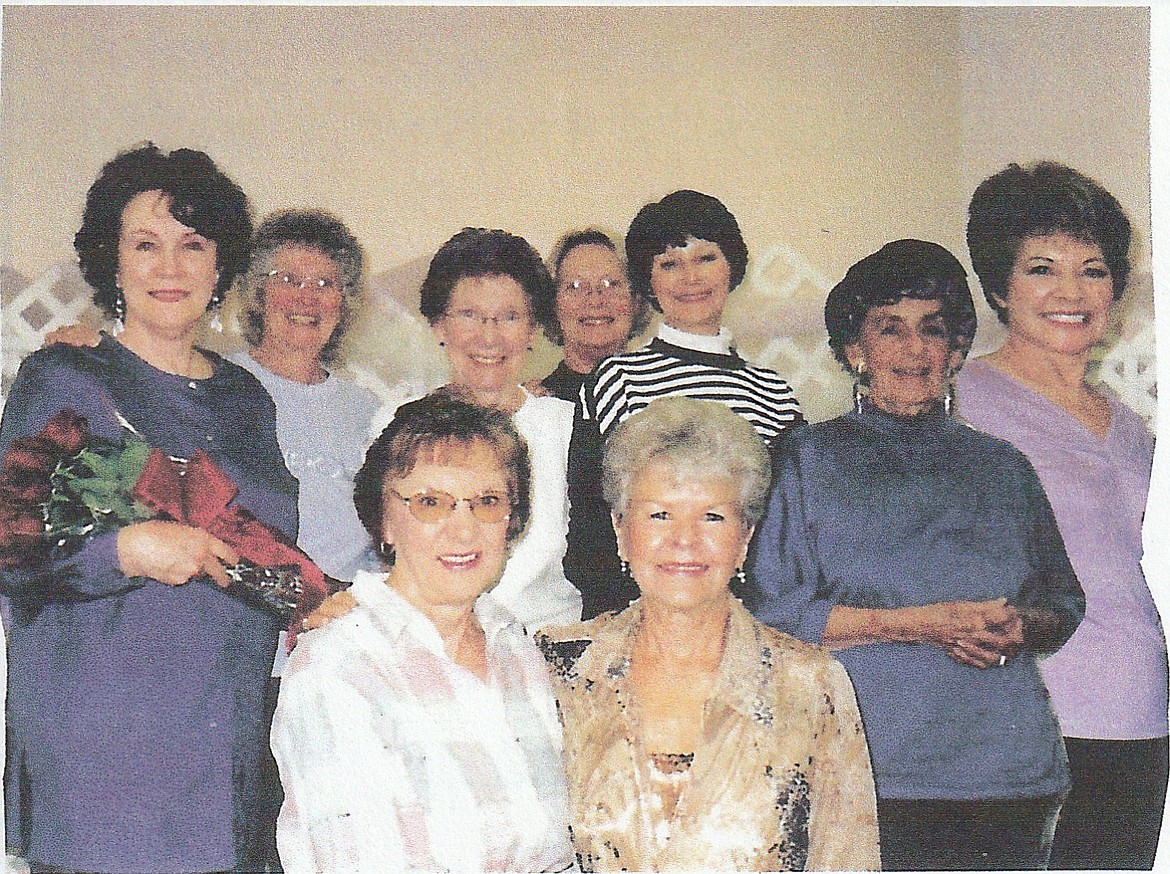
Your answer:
[387,488,511,524]
[560,277,627,297]
[266,270,343,294]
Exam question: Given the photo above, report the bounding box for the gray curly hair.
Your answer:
[238,209,365,365]
[602,396,772,528]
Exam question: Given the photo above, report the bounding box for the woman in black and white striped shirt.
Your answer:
[566,190,803,618]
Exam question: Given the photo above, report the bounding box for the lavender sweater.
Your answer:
[0,337,297,872]
[959,359,1168,740]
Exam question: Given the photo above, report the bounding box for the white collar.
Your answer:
[348,570,520,652]
[657,322,734,355]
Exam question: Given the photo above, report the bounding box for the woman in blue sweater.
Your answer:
[749,239,1084,871]
[0,145,295,873]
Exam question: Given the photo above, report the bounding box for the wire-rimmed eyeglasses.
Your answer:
[386,488,511,524]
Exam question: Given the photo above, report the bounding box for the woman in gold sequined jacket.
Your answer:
[538,397,879,872]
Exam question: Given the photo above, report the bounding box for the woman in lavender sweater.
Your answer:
[960,161,1167,870]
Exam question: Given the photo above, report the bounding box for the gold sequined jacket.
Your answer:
[537,595,880,872]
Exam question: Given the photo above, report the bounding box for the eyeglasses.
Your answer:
[560,277,627,297]
[387,488,511,524]
[444,308,530,333]
[266,270,343,294]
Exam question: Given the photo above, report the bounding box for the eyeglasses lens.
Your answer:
[399,489,510,524]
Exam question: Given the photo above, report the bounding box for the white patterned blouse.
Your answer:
[272,571,575,873]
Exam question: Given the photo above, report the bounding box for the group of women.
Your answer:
[0,141,1163,874]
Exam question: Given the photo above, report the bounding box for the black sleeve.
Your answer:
[563,377,638,619]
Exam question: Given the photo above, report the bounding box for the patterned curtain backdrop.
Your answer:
[1,251,1156,431]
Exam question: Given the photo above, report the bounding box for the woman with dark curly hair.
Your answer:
[960,162,1167,869]
[566,191,803,619]
[0,144,295,873]
[533,229,650,402]
[750,239,1085,870]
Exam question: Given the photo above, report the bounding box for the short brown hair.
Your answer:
[353,389,532,557]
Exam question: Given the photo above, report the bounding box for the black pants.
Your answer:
[1048,736,1169,870]
[878,796,1061,871]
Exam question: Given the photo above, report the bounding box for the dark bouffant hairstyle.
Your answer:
[966,161,1131,324]
[418,227,555,329]
[239,209,365,365]
[353,389,532,562]
[541,228,652,346]
[624,190,749,311]
[74,143,252,319]
[824,239,977,370]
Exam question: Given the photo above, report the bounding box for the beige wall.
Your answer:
[2,6,1149,287]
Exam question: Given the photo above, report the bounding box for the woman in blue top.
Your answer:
[0,144,296,873]
[749,239,1085,871]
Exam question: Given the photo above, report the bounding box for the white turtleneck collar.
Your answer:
[657,322,734,355]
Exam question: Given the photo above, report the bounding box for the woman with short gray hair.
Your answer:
[230,209,382,869]
[539,396,878,872]
[237,208,365,368]
[230,209,380,583]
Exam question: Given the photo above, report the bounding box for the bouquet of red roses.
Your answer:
[0,409,328,630]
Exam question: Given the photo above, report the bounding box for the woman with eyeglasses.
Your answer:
[352,228,581,633]
[533,229,651,402]
[232,210,380,584]
[272,391,574,872]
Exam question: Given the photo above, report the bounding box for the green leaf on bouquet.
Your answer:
[75,448,114,478]
[115,441,150,486]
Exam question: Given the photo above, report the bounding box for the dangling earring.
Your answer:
[851,360,870,418]
[378,541,396,564]
[208,292,224,334]
[620,559,631,579]
[944,378,956,416]
[734,566,747,587]
[851,362,870,416]
[113,288,126,336]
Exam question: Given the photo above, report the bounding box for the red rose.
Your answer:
[38,409,88,456]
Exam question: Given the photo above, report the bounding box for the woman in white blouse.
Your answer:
[366,227,581,633]
[271,391,573,873]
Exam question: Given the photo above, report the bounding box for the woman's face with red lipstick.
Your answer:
[381,442,512,610]
[117,190,218,338]
[615,461,752,615]
[1000,232,1116,359]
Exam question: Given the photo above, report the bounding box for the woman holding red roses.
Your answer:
[0,144,297,874]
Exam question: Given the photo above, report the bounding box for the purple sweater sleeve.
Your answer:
[0,351,144,603]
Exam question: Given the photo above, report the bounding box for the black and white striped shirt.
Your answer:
[583,334,803,445]
[566,327,803,619]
